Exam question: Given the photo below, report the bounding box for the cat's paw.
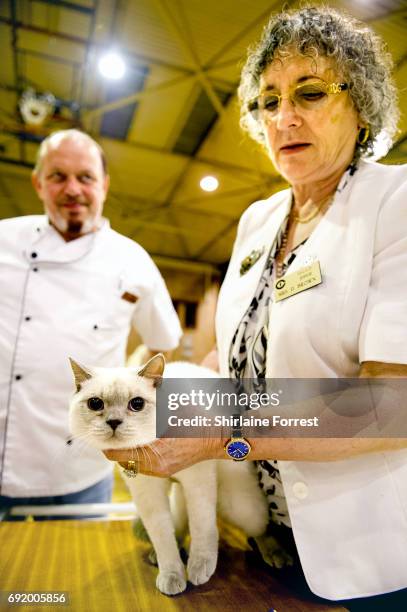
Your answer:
[187,552,218,585]
[156,570,187,596]
[254,534,294,569]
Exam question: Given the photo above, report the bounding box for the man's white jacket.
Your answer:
[0,217,182,497]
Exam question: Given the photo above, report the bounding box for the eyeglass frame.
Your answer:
[247,82,349,121]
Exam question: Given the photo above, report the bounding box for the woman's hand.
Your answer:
[103,435,224,478]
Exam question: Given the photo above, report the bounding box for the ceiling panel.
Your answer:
[0,0,405,270]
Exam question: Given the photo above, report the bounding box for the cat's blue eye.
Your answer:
[128,397,145,411]
[87,397,104,411]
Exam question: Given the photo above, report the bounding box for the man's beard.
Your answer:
[50,210,97,240]
[66,219,84,236]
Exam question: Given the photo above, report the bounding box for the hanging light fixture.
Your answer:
[200,176,219,192]
[98,51,126,80]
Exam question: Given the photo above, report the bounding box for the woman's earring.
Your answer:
[357,126,370,145]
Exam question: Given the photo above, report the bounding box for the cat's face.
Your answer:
[69,355,164,450]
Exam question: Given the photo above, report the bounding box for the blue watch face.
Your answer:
[227,440,250,459]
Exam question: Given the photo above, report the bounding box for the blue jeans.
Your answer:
[0,474,113,521]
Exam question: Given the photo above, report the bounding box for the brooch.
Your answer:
[239,247,265,276]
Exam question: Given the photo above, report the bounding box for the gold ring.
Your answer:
[123,460,138,478]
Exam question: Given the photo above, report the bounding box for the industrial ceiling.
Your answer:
[1,0,406,275]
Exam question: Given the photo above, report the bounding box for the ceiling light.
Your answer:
[200,176,219,192]
[98,52,126,80]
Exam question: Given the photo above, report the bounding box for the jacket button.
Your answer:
[15,374,22,381]
[25,316,31,321]
[31,252,38,258]
[32,267,38,272]
[292,482,308,500]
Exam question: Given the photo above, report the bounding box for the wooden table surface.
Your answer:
[0,520,348,612]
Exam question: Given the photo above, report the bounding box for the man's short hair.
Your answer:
[33,129,108,176]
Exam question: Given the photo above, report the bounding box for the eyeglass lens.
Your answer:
[252,83,335,119]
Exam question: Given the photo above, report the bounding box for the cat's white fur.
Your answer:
[69,356,269,595]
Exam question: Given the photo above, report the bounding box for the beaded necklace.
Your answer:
[275,226,290,279]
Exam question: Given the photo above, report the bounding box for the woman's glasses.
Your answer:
[248,82,349,121]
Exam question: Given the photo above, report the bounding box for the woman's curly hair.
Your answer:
[238,6,399,160]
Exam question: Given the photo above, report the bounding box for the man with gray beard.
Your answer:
[0,130,182,519]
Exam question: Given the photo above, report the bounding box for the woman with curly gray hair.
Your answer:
[239,6,399,161]
[216,5,407,610]
[104,6,407,609]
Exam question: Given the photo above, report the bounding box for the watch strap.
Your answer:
[232,413,242,438]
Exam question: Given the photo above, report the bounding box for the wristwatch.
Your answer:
[224,414,251,461]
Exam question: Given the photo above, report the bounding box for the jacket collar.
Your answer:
[24,216,110,264]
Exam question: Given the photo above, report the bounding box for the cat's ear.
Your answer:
[138,353,165,386]
[69,358,93,392]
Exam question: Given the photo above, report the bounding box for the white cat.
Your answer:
[69,354,287,596]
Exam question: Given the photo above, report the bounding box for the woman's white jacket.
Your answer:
[216,160,407,600]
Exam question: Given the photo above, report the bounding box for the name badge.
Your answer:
[274,261,322,302]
